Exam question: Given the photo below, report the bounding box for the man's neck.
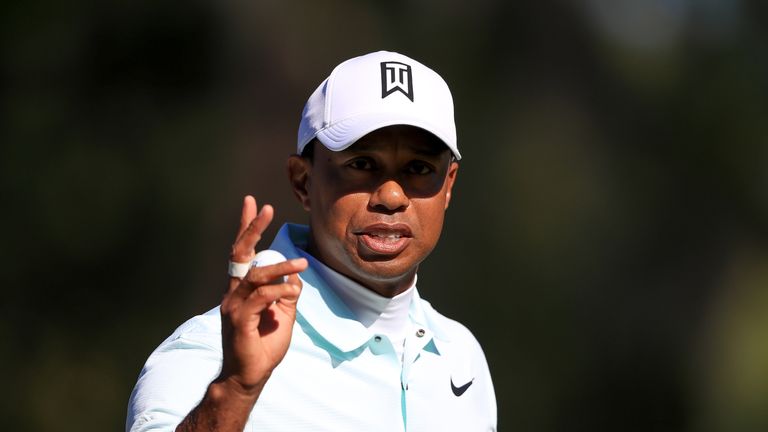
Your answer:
[302,251,417,329]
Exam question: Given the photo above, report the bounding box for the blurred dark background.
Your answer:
[3,0,768,430]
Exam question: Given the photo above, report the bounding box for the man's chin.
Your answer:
[350,257,417,290]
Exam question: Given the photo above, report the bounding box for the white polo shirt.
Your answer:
[127,224,497,431]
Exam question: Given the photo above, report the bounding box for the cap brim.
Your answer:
[315,113,461,160]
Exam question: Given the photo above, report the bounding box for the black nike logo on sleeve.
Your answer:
[450,377,474,396]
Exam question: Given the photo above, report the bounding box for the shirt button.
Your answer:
[416,329,425,337]
[374,335,382,342]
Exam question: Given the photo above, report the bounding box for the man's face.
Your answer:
[289,125,458,297]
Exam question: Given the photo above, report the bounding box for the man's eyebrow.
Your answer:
[405,139,450,156]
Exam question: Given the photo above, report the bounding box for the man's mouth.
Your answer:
[355,224,412,255]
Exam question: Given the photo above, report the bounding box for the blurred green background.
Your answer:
[3,0,768,430]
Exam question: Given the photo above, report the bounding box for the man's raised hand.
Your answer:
[218,196,308,395]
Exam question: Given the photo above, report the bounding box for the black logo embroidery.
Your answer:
[450,377,474,397]
[381,61,414,102]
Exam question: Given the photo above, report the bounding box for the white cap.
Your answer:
[297,51,460,160]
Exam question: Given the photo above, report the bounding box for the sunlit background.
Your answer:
[3,0,768,431]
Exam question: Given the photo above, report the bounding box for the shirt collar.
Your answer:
[409,286,451,342]
[269,223,451,352]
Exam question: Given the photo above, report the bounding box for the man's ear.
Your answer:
[287,155,312,211]
[443,161,459,210]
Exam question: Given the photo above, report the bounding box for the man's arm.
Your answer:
[176,196,308,432]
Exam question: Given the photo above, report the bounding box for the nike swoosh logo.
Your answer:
[451,377,474,396]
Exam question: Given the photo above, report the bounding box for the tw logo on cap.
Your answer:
[380,61,414,102]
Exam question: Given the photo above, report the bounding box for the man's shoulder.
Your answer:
[154,306,222,353]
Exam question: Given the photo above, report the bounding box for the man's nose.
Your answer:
[368,180,410,213]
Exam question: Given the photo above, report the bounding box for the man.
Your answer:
[127,51,497,432]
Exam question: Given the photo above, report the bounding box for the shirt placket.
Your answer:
[399,325,432,430]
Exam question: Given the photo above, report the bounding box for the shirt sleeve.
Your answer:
[126,333,223,432]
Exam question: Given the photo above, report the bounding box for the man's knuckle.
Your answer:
[254,285,269,298]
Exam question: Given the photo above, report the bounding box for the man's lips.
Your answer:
[354,223,413,255]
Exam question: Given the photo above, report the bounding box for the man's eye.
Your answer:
[347,158,375,170]
[407,161,433,175]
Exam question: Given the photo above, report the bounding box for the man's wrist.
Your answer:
[211,373,270,403]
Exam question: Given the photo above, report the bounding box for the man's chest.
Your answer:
[246,326,492,432]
